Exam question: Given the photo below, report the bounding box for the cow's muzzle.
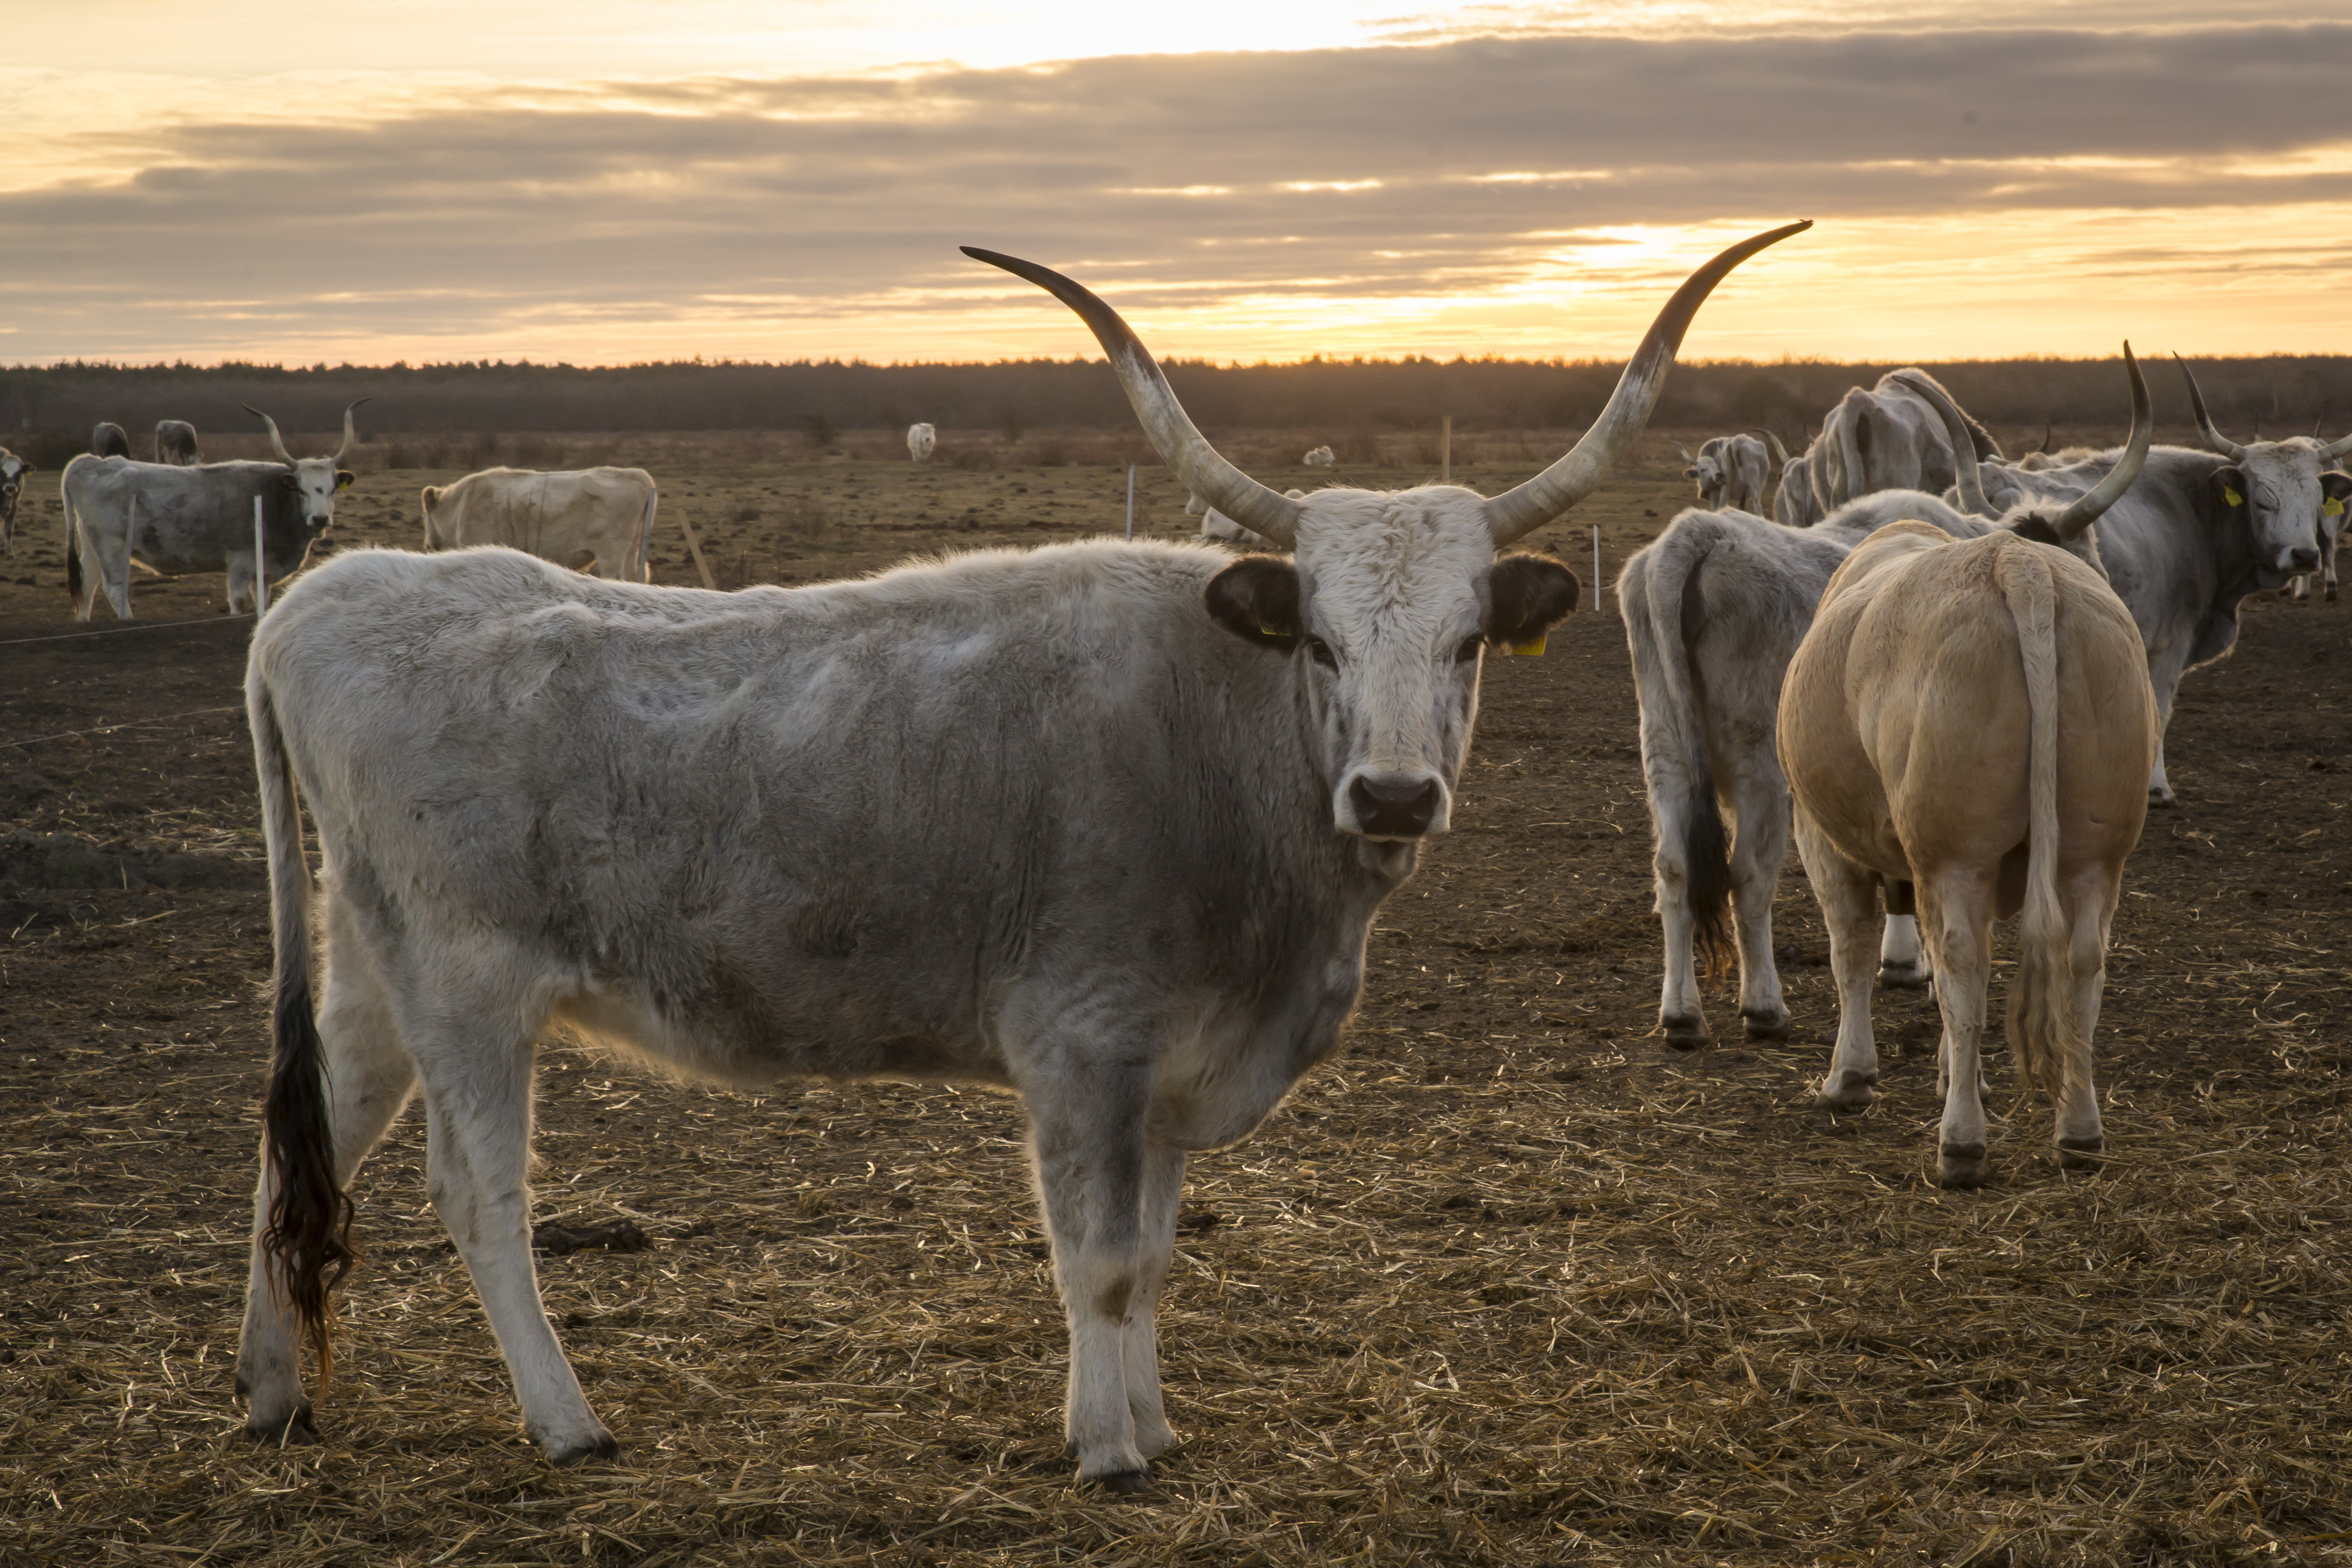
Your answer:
[2288,546,2319,572]
[1346,775,1444,839]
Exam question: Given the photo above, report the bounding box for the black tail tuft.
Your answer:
[1682,777,1734,979]
[260,963,357,1390]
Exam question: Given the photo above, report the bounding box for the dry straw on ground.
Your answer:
[1,448,2347,1566]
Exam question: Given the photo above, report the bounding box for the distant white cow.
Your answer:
[1675,435,1768,513]
[0,447,30,555]
[155,421,202,466]
[92,422,131,460]
[1191,487,1311,545]
[907,423,936,463]
[1302,446,1336,467]
[1812,370,2001,511]
[419,467,656,582]
[1763,430,1824,527]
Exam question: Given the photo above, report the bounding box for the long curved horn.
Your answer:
[2048,343,2152,541]
[1890,368,1991,517]
[1482,221,1811,545]
[1755,429,1790,470]
[961,247,1299,547]
[2326,427,2352,460]
[332,398,371,466]
[2036,420,2053,455]
[1672,440,1695,463]
[244,405,297,466]
[2172,354,2244,459]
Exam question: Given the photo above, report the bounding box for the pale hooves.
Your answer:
[2056,1136,2105,1172]
[1938,1142,1990,1189]
[1814,1070,1876,1110]
[1661,1013,1711,1051]
[244,1405,320,1447]
[1877,962,1931,990]
[1741,1008,1791,1042]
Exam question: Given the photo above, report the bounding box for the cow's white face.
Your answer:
[1202,486,1578,842]
[286,456,355,530]
[0,454,26,517]
[2219,439,2348,579]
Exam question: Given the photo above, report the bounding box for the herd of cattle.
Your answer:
[11,223,2348,1488]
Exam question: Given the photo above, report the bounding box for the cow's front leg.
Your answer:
[1921,875,1995,1189]
[1024,1052,1155,1489]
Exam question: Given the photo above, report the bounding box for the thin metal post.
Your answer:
[253,497,269,614]
[1440,415,1452,484]
[1124,464,1136,540]
[1591,524,1602,615]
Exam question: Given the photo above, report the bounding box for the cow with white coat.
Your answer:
[61,403,364,619]
[1303,445,1336,467]
[92,422,132,459]
[231,223,1806,1486]
[907,422,936,463]
[155,421,202,466]
[0,447,30,555]
[1676,434,1768,513]
[420,466,656,582]
[1811,370,2001,512]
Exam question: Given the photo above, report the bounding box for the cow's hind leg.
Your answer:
[1920,872,1996,1188]
[1122,1141,1187,1460]
[407,988,615,1463]
[237,924,418,1444]
[1023,1045,1156,1489]
[1726,765,1792,1041]
[2053,872,2120,1171]
[1794,811,1880,1109]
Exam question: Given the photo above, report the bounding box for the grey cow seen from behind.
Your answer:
[234,223,1808,1489]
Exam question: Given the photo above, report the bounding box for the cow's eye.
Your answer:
[1456,637,1484,664]
[1305,635,1338,669]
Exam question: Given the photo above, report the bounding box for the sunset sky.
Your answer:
[5,1,2349,368]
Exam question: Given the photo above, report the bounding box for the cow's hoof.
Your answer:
[1661,1014,1711,1051]
[2147,789,2177,810]
[1877,962,1931,990]
[544,1430,623,1467]
[1938,1143,1989,1189]
[1092,1468,1157,1497]
[1815,1071,1876,1110]
[245,1405,319,1447]
[2056,1136,2105,1172]
[1741,1008,1791,1042]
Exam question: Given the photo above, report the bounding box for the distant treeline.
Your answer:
[5,354,2347,467]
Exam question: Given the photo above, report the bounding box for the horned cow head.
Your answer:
[246,400,367,532]
[2175,357,2352,582]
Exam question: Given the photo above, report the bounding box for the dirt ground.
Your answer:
[1,436,2348,1566]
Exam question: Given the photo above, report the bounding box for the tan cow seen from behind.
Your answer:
[1778,484,2157,1189]
[420,466,656,581]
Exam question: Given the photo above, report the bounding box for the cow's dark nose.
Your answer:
[2290,547,2319,571]
[1349,776,1442,837]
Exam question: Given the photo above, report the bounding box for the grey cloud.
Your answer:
[2,22,2349,358]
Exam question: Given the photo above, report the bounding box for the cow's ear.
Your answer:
[335,469,356,490]
[1484,553,1579,654]
[1204,555,1300,650]
[2213,465,2247,511]
[2320,471,2351,518]
[275,471,299,491]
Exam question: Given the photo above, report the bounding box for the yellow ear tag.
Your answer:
[1258,622,1286,638]
[2223,487,2244,507]
[1510,635,1548,657]
[2326,497,2345,517]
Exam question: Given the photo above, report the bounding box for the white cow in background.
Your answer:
[420,466,656,582]
[1302,446,1336,467]
[1675,435,1769,513]
[907,423,936,463]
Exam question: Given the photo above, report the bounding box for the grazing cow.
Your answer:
[61,403,363,619]
[1925,359,2347,803]
[92,422,132,459]
[1675,434,1768,513]
[1303,445,1336,467]
[1763,429,1825,527]
[1780,521,2154,1188]
[1619,353,2150,1048]
[155,420,201,466]
[1811,370,2000,512]
[233,223,1807,1484]
[0,447,30,556]
[419,466,655,582]
[907,422,936,463]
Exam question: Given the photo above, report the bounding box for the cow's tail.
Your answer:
[637,483,658,583]
[1620,523,1733,975]
[249,660,357,1390]
[1829,399,1870,510]
[64,478,82,607]
[1998,543,2085,1102]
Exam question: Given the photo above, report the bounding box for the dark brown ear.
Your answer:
[335,470,356,490]
[1485,554,1579,648]
[1204,556,1300,651]
[2320,471,2351,512]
